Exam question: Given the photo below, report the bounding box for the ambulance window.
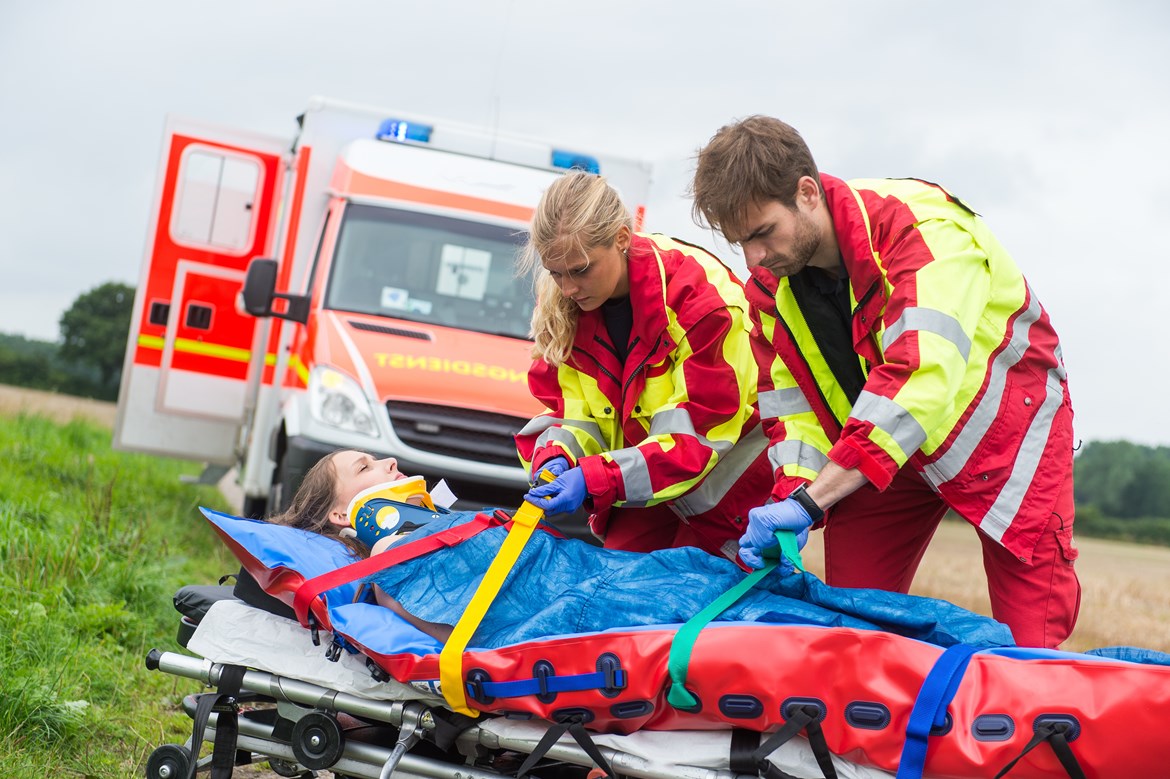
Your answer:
[170,147,261,254]
[327,204,533,340]
[436,245,491,301]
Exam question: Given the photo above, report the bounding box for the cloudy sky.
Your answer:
[2,1,1167,446]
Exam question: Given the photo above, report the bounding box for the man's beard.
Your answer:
[761,212,821,277]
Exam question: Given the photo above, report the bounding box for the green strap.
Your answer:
[776,529,806,574]
[666,530,804,710]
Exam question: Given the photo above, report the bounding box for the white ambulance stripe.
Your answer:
[673,424,768,517]
[882,307,971,361]
[926,293,1043,484]
[649,407,732,456]
[759,387,812,420]
[851,390,928,460]
[978,365,1066,542]
[768,439,830,475]
[613,447,654,505]
[535,427,588,462]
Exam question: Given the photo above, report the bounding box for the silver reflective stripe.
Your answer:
[612,447,654,506]
[851,390,927,460]
[518,414,558,436]
[768,439,829,475]
[759,387,812,420]
[536,426,587,462]
[521,414,605,451]
[649,407,732,457]
[978,366,1066,542]
[672,424,768,517]
[1053,342,1068,381]
[926,294,1042,484]
[882,307,971,361]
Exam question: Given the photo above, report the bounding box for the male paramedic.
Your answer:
[690,115,1079,648]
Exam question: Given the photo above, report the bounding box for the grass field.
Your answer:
[0,402,233,777]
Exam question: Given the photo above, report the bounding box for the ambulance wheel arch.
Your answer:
[266,424,340,515]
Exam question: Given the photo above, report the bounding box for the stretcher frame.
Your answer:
[144,597,895,779]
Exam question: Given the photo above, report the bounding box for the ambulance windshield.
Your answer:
[325,204,533,340]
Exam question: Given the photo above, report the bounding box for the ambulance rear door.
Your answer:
[114,117,287,465]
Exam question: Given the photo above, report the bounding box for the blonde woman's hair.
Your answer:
[517,172,633,366]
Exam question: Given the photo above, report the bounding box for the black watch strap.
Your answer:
[788,484,824,523]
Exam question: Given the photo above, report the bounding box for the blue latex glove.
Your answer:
[531,456,570,486]
[524,466,587,515]
[738,498,813,570]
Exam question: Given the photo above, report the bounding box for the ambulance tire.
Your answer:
[241,495,268,520]
[270,455,295,515]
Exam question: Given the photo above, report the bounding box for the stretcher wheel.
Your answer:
[144,744,192,779]
[291,711,345,770]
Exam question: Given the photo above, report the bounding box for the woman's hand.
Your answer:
[531,456,570,486]
[524,466,588,515]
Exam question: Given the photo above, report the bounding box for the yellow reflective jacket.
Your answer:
[747,176,1073,561]
[517,233,771,542]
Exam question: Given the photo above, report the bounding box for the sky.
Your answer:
[1,0,1168,446]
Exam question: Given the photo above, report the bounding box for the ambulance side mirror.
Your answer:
[242,258,310,325]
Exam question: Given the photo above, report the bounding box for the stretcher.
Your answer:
[144,505,1170,779]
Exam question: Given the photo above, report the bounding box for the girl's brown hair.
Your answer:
[268,451,369,556]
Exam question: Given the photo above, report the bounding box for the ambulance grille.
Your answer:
[384,401,525,467]
[349,320,432,341]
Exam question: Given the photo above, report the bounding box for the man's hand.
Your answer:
[524,467,587,515]
[531,456,570,487]
[738,499,813,570]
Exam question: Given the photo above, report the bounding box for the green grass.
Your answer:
[0,413,234,777]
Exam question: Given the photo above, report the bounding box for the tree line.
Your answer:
[0,282,134,402]
[1072,441,1170,546]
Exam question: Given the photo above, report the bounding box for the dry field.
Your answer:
[0,383,118,427]
[4,384,1168,652]
[802,519,1170,653]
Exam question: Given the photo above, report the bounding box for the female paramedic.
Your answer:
[514,172,773,558]
[267,449,1013,651]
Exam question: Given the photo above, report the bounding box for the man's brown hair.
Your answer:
[691,115,821,239]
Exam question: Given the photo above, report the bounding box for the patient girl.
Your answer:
[269,449,455,639]
[271,449,1013,651]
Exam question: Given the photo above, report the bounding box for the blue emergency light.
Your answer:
[551,149,601,174]
[376,119,433,144]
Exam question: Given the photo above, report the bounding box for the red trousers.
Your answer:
[600,503,745,560]
[823,465,1081,648]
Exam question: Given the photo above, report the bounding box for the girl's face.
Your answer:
[542,225,631,312]
[327,451,408,527]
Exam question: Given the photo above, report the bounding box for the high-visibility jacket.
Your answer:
[747,175,1074,562]
[517,232,772,547]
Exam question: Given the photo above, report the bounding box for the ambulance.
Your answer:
[114,97,653,516]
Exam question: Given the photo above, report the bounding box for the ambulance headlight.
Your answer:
[309,367,379,438]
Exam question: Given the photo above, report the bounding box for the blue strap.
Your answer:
[896,644,984,779]
[467,669,627,700]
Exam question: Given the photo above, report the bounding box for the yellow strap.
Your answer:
[438,475,553,716]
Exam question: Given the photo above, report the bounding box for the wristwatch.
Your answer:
[788,484,824,523]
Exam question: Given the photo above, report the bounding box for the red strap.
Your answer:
[292,510,508,627]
